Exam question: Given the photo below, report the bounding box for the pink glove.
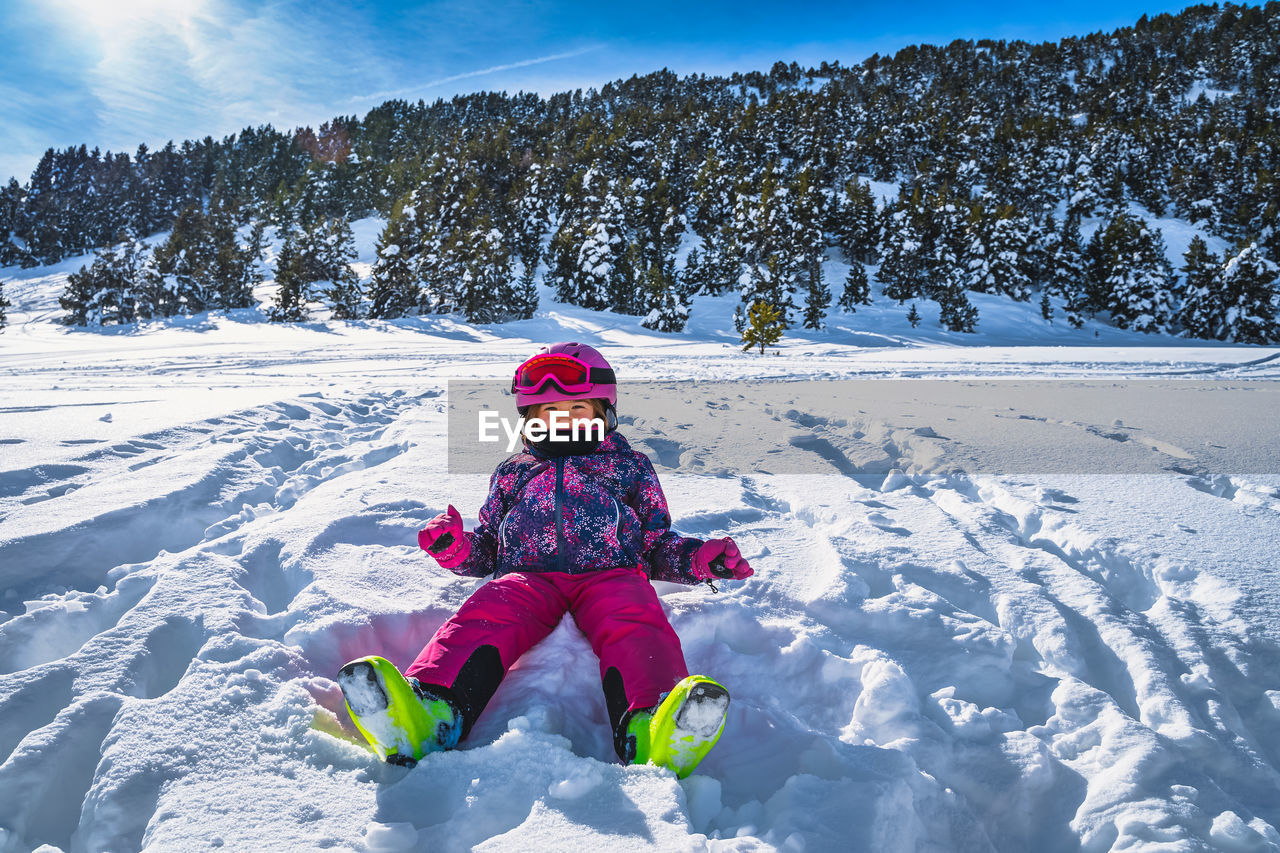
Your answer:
[417,505,471,569]
[692,537,753,581]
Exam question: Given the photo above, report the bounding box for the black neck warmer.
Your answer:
[527,428,605,458]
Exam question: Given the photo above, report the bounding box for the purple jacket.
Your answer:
[451,432,703,584]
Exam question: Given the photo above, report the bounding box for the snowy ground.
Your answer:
[2,247,1280,852]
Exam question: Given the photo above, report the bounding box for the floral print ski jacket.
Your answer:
[449,432,703,584]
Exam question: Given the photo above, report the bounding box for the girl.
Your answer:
[337,342,753,777]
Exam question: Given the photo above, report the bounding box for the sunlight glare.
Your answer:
[49,0,197,33]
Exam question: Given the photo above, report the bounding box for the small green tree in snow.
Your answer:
[741,299,784,355]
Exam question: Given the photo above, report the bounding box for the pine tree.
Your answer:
[681,247,708,295]
[0,280,10,330]
[1177,236,1222,339]
[508,163,552,293]
[935,268,979,332]
[1040,290,1054,322]
[692,225,743,296]
[735,165,802,327]
[963,207,1033,301]
[1219,243,1280,343]
[1045,217,1089,328]
[906,303,921,328]
[641,264,689,332]
[547,167,632,312]
[878,203,928,303]
[457,221,518,323]
[802,251,831,330]
[741,299,784,354]
[149,203,262,315]
[59,233,151,325]
[838,263,872,312]
[632,179,685,321]
[269,227,310,322]
[0,179,29,267]
[689,151,735,239]
[367,196,423,318]
[791,169,830,331]
[310,217,362,319]
[1065,148,1104,220]
[1086,212,1175,333]
[221,218,266,311]
[832,178,879,264]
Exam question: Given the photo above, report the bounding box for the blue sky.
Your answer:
[1,0,1193,183]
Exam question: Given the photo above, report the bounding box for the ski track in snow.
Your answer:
[1,371,1278,853]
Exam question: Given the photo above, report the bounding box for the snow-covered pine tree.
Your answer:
[641,264,689,332]
[681,247,707,295]
[59,232,151,325]
[457,220,519,323]
[113,232,155,319]
[931,244,977,330]
[1041,216,1089,328]
[269,228,310,322]
[418,217,464,315]
[963,205,1033,301]
[0,179,31,268]
[310,217,362,319]
[691,224,743,296]
[414,163,476,315]
[689,151,735,239]
[149,202,261,315]
[838,262,872,312]
[906,303,921,327]
[831,178,878,264]
[367,195,424,318]
[802,250,830,330]
[24,149,69,264]
[878,201,928,303]
[1086,211,1175,333]
[547,167,632,312]
[1065,148,1103,220]
[1176,236,1222,339]
[126,144,159,238]
[508,163,552,293]
[210,210,265,312]
[935,267,979,332]
[0,280,8,330]
[1218,242,1280,343]
[741,298,784,354]
[736,164,803,327]
[789,168,830,330]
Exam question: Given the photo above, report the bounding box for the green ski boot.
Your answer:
[337,656,462,766]
[621,675,730,778]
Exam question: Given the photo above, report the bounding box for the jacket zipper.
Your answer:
[497,512,511,557]
[555,457,566,573]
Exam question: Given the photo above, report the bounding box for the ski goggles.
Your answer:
[511,354,616,395]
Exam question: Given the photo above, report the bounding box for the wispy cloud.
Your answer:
[346,45,605,106]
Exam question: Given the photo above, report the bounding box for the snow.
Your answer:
[1185,81,1236,103]
[2,244,1280,852]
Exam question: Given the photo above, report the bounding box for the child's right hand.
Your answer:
[692,537,754,581]
[418,505,470,568]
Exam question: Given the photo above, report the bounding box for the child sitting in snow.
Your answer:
[338,341,753,776]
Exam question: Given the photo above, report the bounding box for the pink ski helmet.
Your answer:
[511,342,618,412]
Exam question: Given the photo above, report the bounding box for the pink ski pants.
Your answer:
[405,567,689,714]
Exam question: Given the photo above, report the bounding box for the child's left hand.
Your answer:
[693,537,754,580]
[418,505,471,569]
